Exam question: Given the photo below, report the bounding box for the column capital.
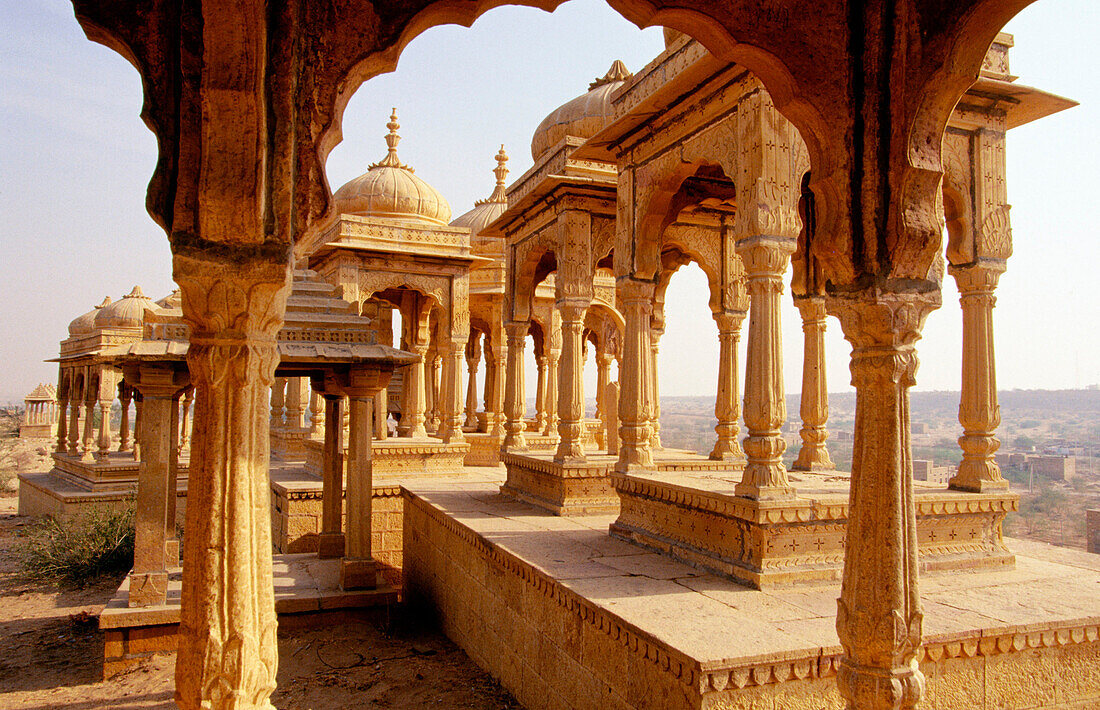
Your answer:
[949,260,1005,295]
[504,321,528,342]
[735,234,797,278]
[712,310,747,334]
[827,287,941,353]
[616,278,655,303]
[793,295,828,323]
[123,363,191,400]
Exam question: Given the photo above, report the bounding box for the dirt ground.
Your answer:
[0,420,521,709]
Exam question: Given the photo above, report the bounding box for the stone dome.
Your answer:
[450,146,510,236]
[68,297,110,336]
[333,110,451,225]
[530,60,632,162]
[94,286,156,328]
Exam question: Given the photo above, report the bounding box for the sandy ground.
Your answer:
[0,493,521,710]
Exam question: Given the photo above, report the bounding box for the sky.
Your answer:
[0,0,1097,406]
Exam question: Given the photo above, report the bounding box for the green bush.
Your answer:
[16,506,135,586]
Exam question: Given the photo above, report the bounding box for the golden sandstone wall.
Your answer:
[401,489,1100,710]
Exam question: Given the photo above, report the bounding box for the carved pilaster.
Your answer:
[596,352,614,421]
[55,369,69,454]
[534,355,549,430]
[404,344,429,438]
[710,311,746,463]
[503,322,528,451]
[285,377,305,429]
[270,377,286,429]
[828,288,940,710]
[949,262,1009,492]
[648,328,663,451]
[173,254,289,710]
[543,349,560,438]
[96,371,116,462]
[464,335,481,429]
[792,297,835,471]
[735,236,796,499]
[81,373,97,461]
[490,344,508,438]
[309,388,323,438]
[178,387,194,453]
[616,280,654,472]
[439,342,466,444]
[555,302,589,462]
[67,390,81,456]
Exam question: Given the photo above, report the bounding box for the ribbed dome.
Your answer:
[530,61,632,162]
[450,146,510,236]
[334,110,451,225]
[95,286,155,328]
[68,297,110,336]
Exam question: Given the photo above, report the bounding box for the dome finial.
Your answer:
[589,60,632,90]
[476,145,510,205]
[369,108,413,172]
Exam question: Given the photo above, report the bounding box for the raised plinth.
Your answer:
[403,480,1100,710]
[18,453,189,518]
[500,451,618,515]
[464,432,561,467]
[302,436,469,477]
[610,469,1019,589]
[271,426,314,458]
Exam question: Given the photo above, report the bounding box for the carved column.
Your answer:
[285,377,305,429]
[829,289,939,710]
[317,392,345,558]
[791,297,835,471]
[464,335,481,429]
[270,377,286,429]
[173,255,289,709]
[439,341,466,444]
[482,348,495,433]
[404,344,429,438]
[126,364,189,607]
[96,372,115,462]
[309,388,323,438]
[165,387,183,567]
[648,326,663,450]
[132,394,143,462]
[341,368,387,589]
[534,355,549,431]
[373,390,388,439]
[556,303,590,462]
[605,380,620,457]
[178,387,194,453]
[117,382,131,452]
[710,311,747,462]
[735,237,796,499]
[429,352,443,434]
[81,371,97,460]
[502,322,528,451]
[543,348,560,437]
[490,342,508,438]
[596,352,614,421]
[949,262,1010,492]
[55,371,69,454]
[67,380,81,456]
[616,280,654,471]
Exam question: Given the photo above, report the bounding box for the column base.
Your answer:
[127,571,168,608]
[164,539,180,568]
[948,476,1011,493]
[317,532,346,559]
[340,557,378,591]
[734,481,796,501]
[790,459,836,472]
[708,450,746,466]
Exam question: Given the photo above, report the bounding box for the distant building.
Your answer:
[912,459,952,485]
[836,430,853,442]
[911,422,929,435]
[1029,455,1076,481]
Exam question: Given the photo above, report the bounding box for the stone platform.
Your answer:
[303,436,469,476]
[18,452,190,518]
[500,449,747,517]
[401,478,1100,710]
[464,432,560,467]
[271,425,314,458]
[610,468,1018,589]
[99,553,398,678]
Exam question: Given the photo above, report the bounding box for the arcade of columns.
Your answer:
[51,0,1088,707]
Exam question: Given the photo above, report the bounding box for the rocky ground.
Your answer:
[0,411,521,709]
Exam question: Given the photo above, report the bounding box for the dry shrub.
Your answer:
[16,506,135,586]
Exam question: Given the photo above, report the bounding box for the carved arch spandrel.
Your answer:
[509,226,557,323]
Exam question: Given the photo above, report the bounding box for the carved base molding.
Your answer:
[18,423,54,438]
[463,432,561,467]
[48,451,190,491]
[610,471,1018,589]
[500,452,618,515]
[17,470,187,519]
[302,438,469,477]
[271,426,314,458]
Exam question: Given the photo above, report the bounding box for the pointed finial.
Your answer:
[95,296,112,309]
[126,286,145,298]
[369,108,413,171]
[589,60,632,90]
[476,145,510,205]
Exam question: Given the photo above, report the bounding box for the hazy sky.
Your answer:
[1,0,1097,405]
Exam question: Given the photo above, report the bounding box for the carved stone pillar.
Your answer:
[270,377,286,429]
[829,289,939,710]
[67,387,81,456]
[404,345,429,438]
[605,380,620,457]
[439,342,466,444]
[792,297,835,471]
[117,382,132,452]
[126,364,189,608]
[96,372,115,462]
[502,322,528,451]
[616,280,654,472]
[132,394,143,462]
[648,327,663,451]
[464,336,481,429]
[490,344,508,438]
[173,255,289,710]
[318,393,345,559]
[596,352,613,421]
[556,303,590,462]
[482,350,495,433]
[710,311,747,462]
[285,377,305,429]
[165,387,183,567]
[309,388,323,438]
[949,262,1010,492]
[428,352,443,434]
[341,368,389,589]
[178,387,194,453]
[373,389,388,439]
[542,349,560,438]
[81,374,97,460]
[534,355,549,431]
[55,371,69,454]
[735,237,796,500]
